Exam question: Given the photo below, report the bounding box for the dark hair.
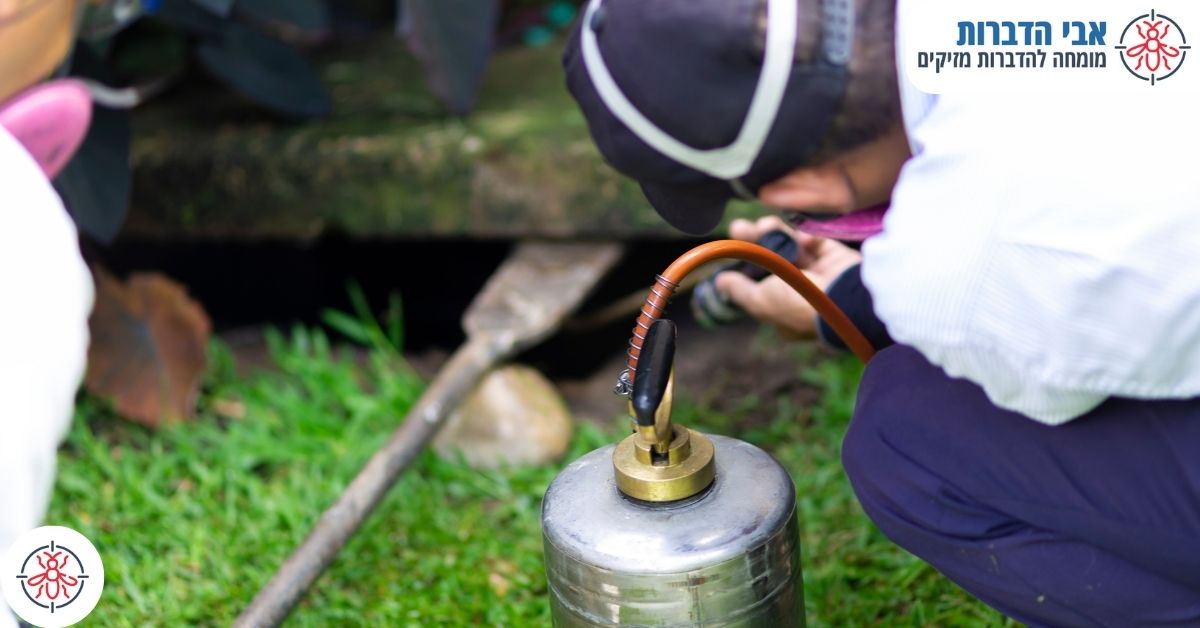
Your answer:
[820,0,901,156]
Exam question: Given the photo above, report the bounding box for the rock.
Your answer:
[434,364,572,469]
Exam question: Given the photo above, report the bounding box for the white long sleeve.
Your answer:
[863,6,1200,424]
[0,126,93,628]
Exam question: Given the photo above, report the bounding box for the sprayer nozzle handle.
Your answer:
[631,319,676,429]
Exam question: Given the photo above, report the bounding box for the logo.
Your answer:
[3,527,104,628]
[1116,10,1191,84]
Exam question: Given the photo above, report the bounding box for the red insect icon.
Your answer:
[1126,20,1181,72]
[25,551,79,602]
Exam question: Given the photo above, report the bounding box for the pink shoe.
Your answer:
[0,79,92,178]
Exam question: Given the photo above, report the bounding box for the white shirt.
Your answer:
[861,2,1200,424]
[0,125,92,628]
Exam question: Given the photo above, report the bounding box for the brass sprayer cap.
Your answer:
[613,425,715,502]
[612,319,715,502]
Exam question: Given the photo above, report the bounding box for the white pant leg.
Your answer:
[0,127,93,626]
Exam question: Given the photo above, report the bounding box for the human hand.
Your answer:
[714,216,862,340]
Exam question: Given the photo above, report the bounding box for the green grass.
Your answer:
[675,344,1014,627]
[49,327,1012,626]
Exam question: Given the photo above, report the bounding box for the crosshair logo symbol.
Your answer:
[17,540,88,612]
[3,527,104,628]
[1116,10,1191,85]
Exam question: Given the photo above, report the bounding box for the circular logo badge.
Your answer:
[2,527,104,628]
[1116,9,1191,85]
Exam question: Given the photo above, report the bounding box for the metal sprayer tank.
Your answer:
[541,320,804,627]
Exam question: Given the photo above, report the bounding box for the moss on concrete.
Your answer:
[126,37,756,241]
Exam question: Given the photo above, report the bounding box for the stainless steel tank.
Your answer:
[541,320,804,626]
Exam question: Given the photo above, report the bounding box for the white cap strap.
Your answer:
[580,0,799,180]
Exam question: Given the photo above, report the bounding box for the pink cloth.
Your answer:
[0,79,92,178]
[792,204,888,241]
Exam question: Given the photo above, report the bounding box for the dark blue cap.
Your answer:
[564,0,854,234]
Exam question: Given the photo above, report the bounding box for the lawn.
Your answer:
[49,325,1013,626]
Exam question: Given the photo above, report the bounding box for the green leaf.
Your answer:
[236,0,330,39]
[320,310,372,346]
[54,105,131,243]
[190,0,234,18]
[155,0,227,34]
[399,0,500,115]
[54,45,131,243]
[111,22,190,80]
[346,281,396,353]
[194,22,331,118]
[386,292,405,351]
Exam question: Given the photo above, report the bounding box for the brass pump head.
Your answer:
[613,319,716,502]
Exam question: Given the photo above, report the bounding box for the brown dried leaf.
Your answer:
[85,269,211,427]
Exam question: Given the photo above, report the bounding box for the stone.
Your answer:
[434,363,573,469]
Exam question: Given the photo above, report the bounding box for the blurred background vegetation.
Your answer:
[61,0,585,242]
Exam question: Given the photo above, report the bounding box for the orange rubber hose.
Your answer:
[623,240,876,388]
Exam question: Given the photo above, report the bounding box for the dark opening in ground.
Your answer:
[92,236,705,379]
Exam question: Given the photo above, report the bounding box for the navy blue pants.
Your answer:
[842,345,1200,627]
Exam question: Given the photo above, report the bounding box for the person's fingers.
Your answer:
[750,215,816,265]
[752,276,795,333]
[804,242,863,290]
[755,276,814,340]
[714,273,816,341]
[729,218,757,241]
[793,231,824,266]
[714,272,764,315]
[754,214,791,234]
[728,214,855,279]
